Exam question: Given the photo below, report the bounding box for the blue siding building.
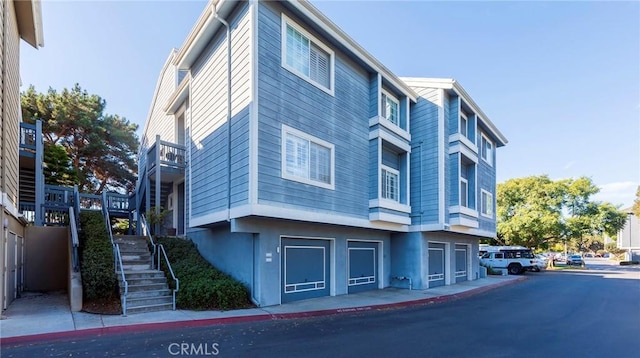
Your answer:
[138,0,507,306]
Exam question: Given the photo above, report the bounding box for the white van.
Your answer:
[479,245,536,275]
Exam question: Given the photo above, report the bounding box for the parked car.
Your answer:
[531,254,549,271]
[566,254,584,266]
[584,253,594,258]
[554,253,567,262]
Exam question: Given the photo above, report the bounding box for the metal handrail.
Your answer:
[103,191,128,316]
[68,207,80,272]
[139,214,157,270]
[114,243,128,316]
[141,214,177,311]
[157,245,179,311]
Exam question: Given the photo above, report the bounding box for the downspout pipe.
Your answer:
[213,5,232,222]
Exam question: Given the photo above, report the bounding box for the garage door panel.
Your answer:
[348,241,378,294]
[281,238,330,303]
[428,243,445,288]
[455,246,467,283]
[284,246,325,293]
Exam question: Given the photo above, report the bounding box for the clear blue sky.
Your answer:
[20,0,639,208]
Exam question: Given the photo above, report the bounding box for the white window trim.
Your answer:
[381,165,400,202]
[449,205,479,218]
[381,89,400,127]
[460,112,468,138]
[460,177,468,208]
[281,124,335,190]
[481,189,493,218]
[481,133,493,167]
[448,133,478,155]
[281,13,335,96]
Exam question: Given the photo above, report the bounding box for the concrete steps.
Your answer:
[113,235,175,315]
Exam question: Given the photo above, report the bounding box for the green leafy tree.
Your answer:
[582,234,604,253]
[21,84,139,193]
[497,175,627,249]
[43,143,78,186]
[497,175,565,248]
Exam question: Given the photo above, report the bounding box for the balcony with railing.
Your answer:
[19,122,38,157]
[147,138,186,177]
[19,184,134,226]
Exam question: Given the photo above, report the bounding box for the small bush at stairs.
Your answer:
[157,237,253,311]
[78,211,119,302]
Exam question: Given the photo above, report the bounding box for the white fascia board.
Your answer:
[369,116,411,142]
[369,128,411,152]
[409,223,446,232]
[369,199,412,214]
[32,0,44,47]
[449,143,479,164]
[164,74,191,114]
[450,217,480,228]
[175,0,236,70]
[447,226,495,238]
[369,212,411,226]
[400,77,508,146]
[449,205,479,218]
[449,133,479,154]
[292,1,417,102]
[190,204,410,232]
[451,81,508,147]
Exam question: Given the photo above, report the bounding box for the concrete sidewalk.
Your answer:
[0,275,525,343]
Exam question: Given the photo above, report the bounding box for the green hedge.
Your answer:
[78,211,119,301]
[156,237,252,310]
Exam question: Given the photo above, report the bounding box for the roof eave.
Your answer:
[451,80,508,147]
[165,74,191,115]
[293,0,417,102]
[400,77,508,146]
[14,0,44,48]
[174,0,237,70]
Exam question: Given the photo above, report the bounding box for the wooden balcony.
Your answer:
[147,139,186,183]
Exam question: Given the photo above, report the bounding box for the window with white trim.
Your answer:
[481,190,493,217]
[381,91,399,126]
[460,113,468,138]
[282,15,334,94]
[282,125,334,189]
[381,165,400,202]
[460,178,468,208]
[481,134,493,166]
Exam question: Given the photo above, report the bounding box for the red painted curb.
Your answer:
[0,277,526,345]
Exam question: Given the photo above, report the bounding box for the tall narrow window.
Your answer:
[481,134,493,166]
[460,113,468,138]
[460,178,468,207]
[282,15,334,94]
[481,190,493,217]
[381,91,399,126]
[381,166,400,202]
[282,125,335,190]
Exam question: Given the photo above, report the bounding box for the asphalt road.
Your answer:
[3,266,639,358]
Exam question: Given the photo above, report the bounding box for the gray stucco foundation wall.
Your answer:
[232,217,391,307]
[187,224,254,293]
[392,230,481,290]
[390,232,425,289]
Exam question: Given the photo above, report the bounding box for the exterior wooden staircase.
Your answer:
[114,235,174,314]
